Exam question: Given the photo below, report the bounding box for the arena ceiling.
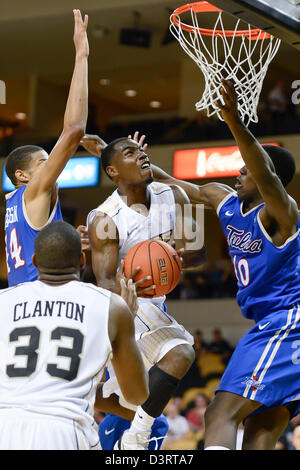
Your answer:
[1,0,300,124]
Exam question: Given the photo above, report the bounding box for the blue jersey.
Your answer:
[5,185,62,287]
[217,192,300,323]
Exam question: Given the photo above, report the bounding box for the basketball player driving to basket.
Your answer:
[83,135,205,450]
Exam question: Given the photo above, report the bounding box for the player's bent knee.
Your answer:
[173,343,195,368]
[159,343,195,378]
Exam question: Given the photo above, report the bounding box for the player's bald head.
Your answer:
[34,221,82,270]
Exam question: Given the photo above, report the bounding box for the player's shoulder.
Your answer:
[168,183,190,203]
[108,292,131,325]
[5,187,23,202]
[78,281,112,299]
[0,284,21,296]
[0,279,35,296]
[149,181,173,194]
[89,190,122,220]
[216,189,238,216]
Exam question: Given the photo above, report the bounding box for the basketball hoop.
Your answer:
[170,1,281,126]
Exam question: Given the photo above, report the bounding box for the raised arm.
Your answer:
[25,10,89,201]
[108,292,149,406]
[219,79,299,239]
[152,164,233,210]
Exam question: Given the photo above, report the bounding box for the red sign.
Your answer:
[173,143,280,179]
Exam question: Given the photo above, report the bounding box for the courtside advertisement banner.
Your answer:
[173,143,280,179]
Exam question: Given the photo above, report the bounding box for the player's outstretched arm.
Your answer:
[78,131,232,211]
[108,292,149,406]
[26,10,89,200]
[218,79,299,237]
[152,164,233,210]
[171,184,206,269]
[79,130,147,158]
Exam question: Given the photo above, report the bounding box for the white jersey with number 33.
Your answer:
[0,280,112,449]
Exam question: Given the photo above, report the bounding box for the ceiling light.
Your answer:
[149,101,161,108]
[15,112,27,120]
[99,78,110,86]
[92,25,109,38]
[125,89,137,97]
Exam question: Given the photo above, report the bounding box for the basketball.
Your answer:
[124,240,182,297]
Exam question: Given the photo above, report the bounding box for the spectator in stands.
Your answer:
[162,402,191,449]
[201,261,226,298]
[267,80,289,134]
[194,272,209,298]
[185,393,209,433]
[193,330,209,358]
[172,396,185,415]
[275,435,289,450]
[291,425,300,451]
[276,413,300,450]
[179,276,198,300]
[208,328,233,364]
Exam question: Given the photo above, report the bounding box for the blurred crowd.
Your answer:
[169,259,238,300]
[95,326,300,450]
[80,258,238,301]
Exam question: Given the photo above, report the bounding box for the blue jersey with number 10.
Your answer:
[217,192,300,323]
[5,185,62,287]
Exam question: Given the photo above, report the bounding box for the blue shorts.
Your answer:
[99,413,169,450]
[217,305,300,417]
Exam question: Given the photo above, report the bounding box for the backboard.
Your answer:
[208,0,300,50]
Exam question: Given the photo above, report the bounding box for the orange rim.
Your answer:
[170,1,271,39]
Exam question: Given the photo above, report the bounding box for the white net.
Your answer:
[170,5,281,126]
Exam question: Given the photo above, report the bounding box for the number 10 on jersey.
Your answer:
[233,255,250,287]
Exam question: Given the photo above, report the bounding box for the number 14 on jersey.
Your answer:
[5,228,25,273]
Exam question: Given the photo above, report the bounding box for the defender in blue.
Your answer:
[152,79,300,450]
[5,183,62,286]
[4,9,89,287]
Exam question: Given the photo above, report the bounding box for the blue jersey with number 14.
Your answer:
[5,185,62,287]
[217,192,300,323]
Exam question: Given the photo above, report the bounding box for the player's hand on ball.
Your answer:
[80,134,107,157]
[116,260,155,297]
[76,225,90,250]
[120,278,139,317]
[171,241,184,266]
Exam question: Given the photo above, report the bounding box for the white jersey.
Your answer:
[90,183,177,336]
[0,280,112,449]
[92,183,194,410]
